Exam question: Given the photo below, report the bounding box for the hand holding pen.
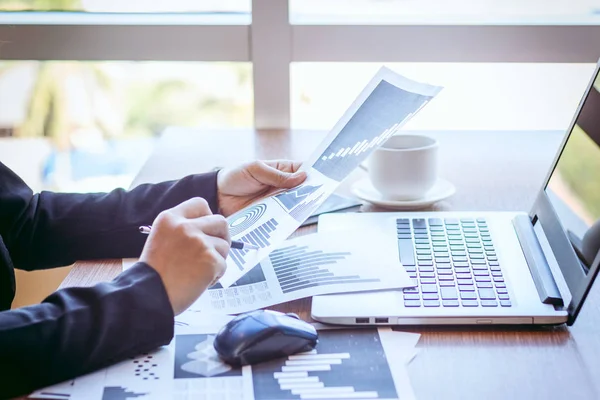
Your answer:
[139,225,260,250]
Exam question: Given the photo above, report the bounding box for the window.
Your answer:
[0,61,252,192]
[290,0,600,24]
[291,63,595,131]
[0,0,251,13]
[2,0,600,193]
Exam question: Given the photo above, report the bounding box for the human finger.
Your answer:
[170,197,213,219]
[247,161,307,189]
[264,160,303,174]
[194,215,231,244]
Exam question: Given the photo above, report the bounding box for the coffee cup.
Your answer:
[362,134,439,200]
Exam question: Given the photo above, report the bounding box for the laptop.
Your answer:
[312,63,600,326]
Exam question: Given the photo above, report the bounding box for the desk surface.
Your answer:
[59,129,600,400]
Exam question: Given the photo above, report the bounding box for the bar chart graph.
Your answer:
[252,329,398,400]
[229,217,279,271]
[312,80,433,182]
[269,245,380,294]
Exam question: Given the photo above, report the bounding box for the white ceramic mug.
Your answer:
[363,134,439,200]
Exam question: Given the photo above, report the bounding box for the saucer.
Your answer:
[351,178,456,210]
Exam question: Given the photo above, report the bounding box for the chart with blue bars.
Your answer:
[269,245,380,293]
[312,80,433,182]
[102,386,148,400]
[252,329,398,400]
[229,217,279,271]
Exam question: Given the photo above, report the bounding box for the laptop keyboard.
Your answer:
[397,217,512,308]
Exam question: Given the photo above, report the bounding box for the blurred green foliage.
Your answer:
[556,124,600,220]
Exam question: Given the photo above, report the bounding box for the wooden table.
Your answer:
[58,129,600,400]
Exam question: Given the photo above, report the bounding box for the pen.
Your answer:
[138,225,260,250]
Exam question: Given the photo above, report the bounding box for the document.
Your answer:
[124,231,414,315]
[34,320,420,400]
[220,67,442,287]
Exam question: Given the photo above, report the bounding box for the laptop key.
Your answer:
[404,300,422,307]
[496,288,508,294]
[403,294,420,300]
[415,234,429,239]
[445,218,460,225]
[436,263,452,269]
[500,300,512,307]
[495,282,506,288]
[440,280,456,287]
[475,276,491,282]
[423,293,439,300]
[424,300,441,307]
[453,261,469,267]
[429,218,443,226]
[413,218,427,227]
[462,300,479,307]
[442,300,460,307]
[403,288,419,293]
[498,294,510,300]
[460,292,477,300]
[418,261,433,266]
[456,273,472,279]
[420,278,436,284]
[397,239,416,266]
[404,266,416,273]
[438,274,455,281]
[419,266,434,272]
[415,239,430,244]
[472,264,488,270]
[437,269,453,276]
[476,281,493,288]
[441,287,458,300]
[421,284,439,293]
[420,272,435,278]
[481,300,498,307]
[491,271,503,277]
[454,267,470,274]
[457,278,473,285]
[397,234,412,239]
[478,289,496,299]
[473,270,490,276]
[458,284,475,291]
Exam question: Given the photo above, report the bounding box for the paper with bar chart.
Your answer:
[37,321,419,400]
[186,231,413,315]
[219,67,442,287]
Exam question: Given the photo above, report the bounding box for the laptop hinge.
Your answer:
[512,215,564,307]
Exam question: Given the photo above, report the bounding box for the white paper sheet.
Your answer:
[124,231,414,315]
[34,323,420,400]
[219,67,442,287]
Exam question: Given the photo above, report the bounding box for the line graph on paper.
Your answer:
[312,80,433,182]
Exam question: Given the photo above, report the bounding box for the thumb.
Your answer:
[252,162,307,188]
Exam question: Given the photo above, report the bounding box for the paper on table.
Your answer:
[39,324,419,400]
[124,231,414,315]
[218,67,442,287]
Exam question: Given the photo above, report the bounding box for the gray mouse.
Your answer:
[213,310,318,366]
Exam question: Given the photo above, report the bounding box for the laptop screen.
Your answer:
[546,70,600,269]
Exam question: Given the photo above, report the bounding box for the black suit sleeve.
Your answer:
[0,262,174,399]
[0,161,220,271]
[0,162,221,398]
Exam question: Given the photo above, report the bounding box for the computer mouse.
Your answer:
[213,310,318,366]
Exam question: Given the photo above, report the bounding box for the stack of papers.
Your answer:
[123,231,414,315]
[33,316,421,400]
